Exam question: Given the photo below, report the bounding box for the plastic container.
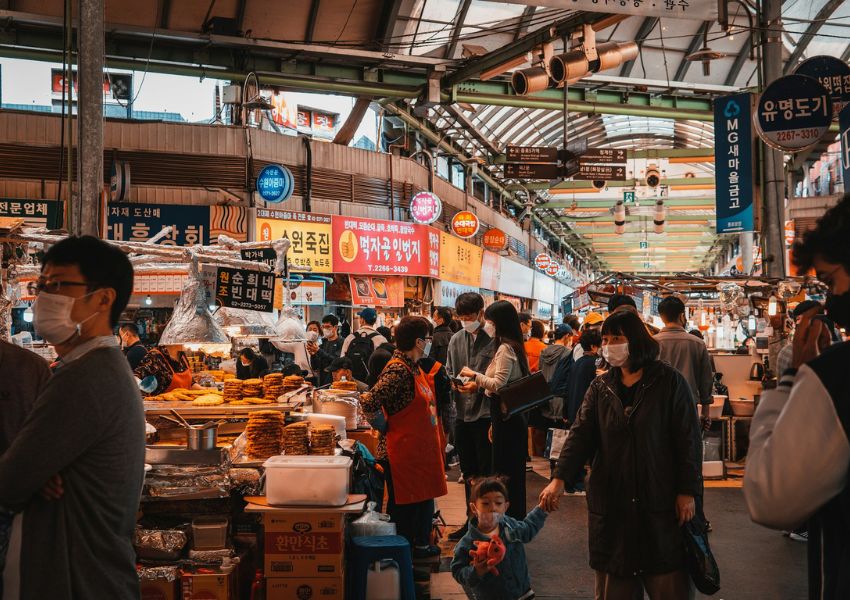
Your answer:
[263,455,352,506]
[192,517,229,550]
[709,395,726,420]
[366,560,401,600]
[730,399,755,417]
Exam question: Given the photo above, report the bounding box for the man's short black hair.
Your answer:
[518,312,532,325]
[563,314,581,331]
[793,193,850,274]
[42,235,133,327]
[471,476,509,502]
[434,306,453,326]
[321,314,339,327]
[607,294,637,313]
[394,316,430,351]
[580,329,602,351]
[239,347,257,361]
[119,322,140,337]
[658,296,686,322]
[530,320,545,338]
[601,310,659,371]
[455,292,484,317]
[792,300,822,318]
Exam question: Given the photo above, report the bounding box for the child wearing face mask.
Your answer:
[451,476,548,600]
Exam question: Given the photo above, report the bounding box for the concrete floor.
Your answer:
[431,461,808,600]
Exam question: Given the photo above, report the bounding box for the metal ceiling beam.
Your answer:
[445,0,473,59]
[159,0,171,29]
[546,214,714,223]
[444,105,503,155]
[620,17,658,78]
[783,0,844,74]
[724,33,753,86]
[305,0,322,42]
[541,197,716,208]
[374,0,404,49]
[333,97,371,145]
[513,176,714,190]
[514,6,537,42]
[674,21,711,82]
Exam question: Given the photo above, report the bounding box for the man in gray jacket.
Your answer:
[445,292,494,541]
[655,296,713,424]
[0,236,144,600]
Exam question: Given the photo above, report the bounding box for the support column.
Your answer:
[741,231,754,275]
[77,0,104,237]
[760,0,787,277]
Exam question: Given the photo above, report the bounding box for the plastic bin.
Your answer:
[191,517,229,550]
[264,455,352,506]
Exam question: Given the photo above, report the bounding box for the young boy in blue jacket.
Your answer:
[451,476,548,600]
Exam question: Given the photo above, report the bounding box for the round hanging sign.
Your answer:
[546,262,560,277]
[257,164,294,203]
[409,191,442,225]
[755,74,833,152]
[534,253,551,270]
[482,228,508,252]
[451,211,480,239]
[794,55,850,109]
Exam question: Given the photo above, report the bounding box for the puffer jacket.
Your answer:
[538,344,570,420]
[554,360,703,577]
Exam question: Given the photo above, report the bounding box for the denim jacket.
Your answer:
[451,507,547,600]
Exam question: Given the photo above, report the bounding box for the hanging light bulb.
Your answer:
[768,294,778,316]
[145,295,153,306]
[23,306,34,323]
[613,200,626,235]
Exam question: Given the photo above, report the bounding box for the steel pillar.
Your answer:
[77,0,103,237]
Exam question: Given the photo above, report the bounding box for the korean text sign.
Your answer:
[0,199,61,229]
[256,208,333,273]
[107,202,248,245]
[215,267,275,312]
[755,74,832,152]
[440,232,483,287]
[332,215,439,277]
[714,94,754,234]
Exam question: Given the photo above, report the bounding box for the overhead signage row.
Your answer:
[256,208,332,273]
[487,0,717,21]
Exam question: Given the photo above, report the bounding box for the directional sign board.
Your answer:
[755,74,833,152]
[506,146,558,163]
[574,164,627,181]
[580,149,628,164]
[505,163,561,180]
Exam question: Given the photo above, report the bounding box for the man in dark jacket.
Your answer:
[530,324,573,454]
[565,329,602,425]
[308,314,345,387]
[431,306,454,366]
[119,323,148,370]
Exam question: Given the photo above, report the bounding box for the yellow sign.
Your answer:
[255,209,333,273]
[440,232,483,287]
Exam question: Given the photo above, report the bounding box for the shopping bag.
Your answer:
[544,428,569,461]
[683,514,720,595]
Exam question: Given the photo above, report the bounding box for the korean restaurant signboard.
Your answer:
[0,199,61,229]
[482,228,508,252]
[332,216,439,278]
[794,56,850,111]
[451,211,480,239]
[256,164,294,204]
[409,191,443,225]
[255,208,333,273]
[487,0,717,21]
[215,267,275,312]
[534,253,552,270]
[106,202,248,245]
[440,232,483,288]
[714,94,754,234]
[754,74,833,153]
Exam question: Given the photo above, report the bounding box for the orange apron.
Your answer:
[421,361,447,455]
[384,359,448,505]
[157,350,193,393]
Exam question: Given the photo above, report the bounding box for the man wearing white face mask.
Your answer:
[0,236,144,600]
[445,293,495,541]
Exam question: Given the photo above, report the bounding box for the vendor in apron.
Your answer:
[360,316,447,558]
[133,345,193,396]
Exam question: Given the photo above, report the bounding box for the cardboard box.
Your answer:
[264,531,344,576]
[180,570,234,600]
[265,577,344,600]
[262,512,344,533]
[140,578,177,600]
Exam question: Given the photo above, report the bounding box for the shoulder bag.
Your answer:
[496,360,553,421]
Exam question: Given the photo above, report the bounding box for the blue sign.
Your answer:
[755,74,832,152]
[840,103,850,189]
[106,202,248,246]
[257,164,294,204]
[714,94,754,234]
[794,55,850,107]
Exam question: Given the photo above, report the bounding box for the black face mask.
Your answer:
[825,292,850,330]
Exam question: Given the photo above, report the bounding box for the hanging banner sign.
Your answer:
[0,199,61,229]
[451,211,480,239]
[215,267,275,312]
[256,208,332,273]
[504,163,561,180]
[107,203,247,245]
[839,103,850,188]
[333,216,439,277]
[483,228,508,252]
[440,232,483,287]
[349,275,405,307]
[409,191,443,225]
[714,93,755,234]
[486,0,717,20]
[794,56,850,111]
[534,253,552,270]
[755,74,832,152]
[256,164,294,204]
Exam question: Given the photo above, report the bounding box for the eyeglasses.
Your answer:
[817,265,843,290]
[27,280,92,296]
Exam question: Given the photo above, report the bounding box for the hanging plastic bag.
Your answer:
[683,514,720,595]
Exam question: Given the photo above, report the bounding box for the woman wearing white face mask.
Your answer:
[539,310,703,600]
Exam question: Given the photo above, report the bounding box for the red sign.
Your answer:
[297,109,311,129]
[546,262,560,276]
[268,91,298,129]
[349,275,405,307]
[312,111,335,133]
[410,192,442,225]
[483,228,508,252]
[332,216,439,277]
[451,211,480,239]
[534,253,552,270]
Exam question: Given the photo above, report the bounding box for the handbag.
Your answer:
[496,370,554,421]
[682,514,720,594]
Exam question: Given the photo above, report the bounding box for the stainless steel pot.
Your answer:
[186,426,217,450]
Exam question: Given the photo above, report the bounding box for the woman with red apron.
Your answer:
[134,346,193,396]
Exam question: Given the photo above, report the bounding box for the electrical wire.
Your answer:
[332,0,361,46]
[105,5,158,108]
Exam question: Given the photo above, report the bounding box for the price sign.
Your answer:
[755,74,833,152]
[534,253,551,270]
[409,191,442,225]
[215,267,275,312]
[256,164,294,204]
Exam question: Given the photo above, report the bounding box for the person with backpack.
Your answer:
[341,308,388,384]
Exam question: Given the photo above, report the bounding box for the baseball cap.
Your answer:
[554,323,573,339]
[326,357,353,373]
[357,308,378,323]
[583,312,604,326]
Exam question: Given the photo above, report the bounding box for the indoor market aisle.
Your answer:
[431,459,808,599]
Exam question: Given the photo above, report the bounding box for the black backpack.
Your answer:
[346,331,379,383]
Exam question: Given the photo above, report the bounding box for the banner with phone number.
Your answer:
[332,215,439,277]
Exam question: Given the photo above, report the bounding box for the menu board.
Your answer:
[255,209,333,273]
[440,232,483,287]
[215,267,275,312]
[274,279,326,309]
[333,216,439,278]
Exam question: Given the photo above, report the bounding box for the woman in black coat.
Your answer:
[540,310,702,600]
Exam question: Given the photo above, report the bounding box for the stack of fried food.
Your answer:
[283,375,305,393]
[223,379,243,403]
[245,410,284,459]
[283,421,310,455]
[242,378,263,397]
[331,380,358,392]
[263,373,284,402]
[148,388,225,404]
[309,424,337,455]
